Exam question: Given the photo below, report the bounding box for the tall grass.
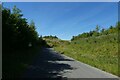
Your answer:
[49,33,118,76]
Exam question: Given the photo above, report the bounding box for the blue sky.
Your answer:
[3,2,118,40]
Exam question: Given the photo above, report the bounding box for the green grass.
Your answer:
[3,46,41,78]
[47,33,118,76]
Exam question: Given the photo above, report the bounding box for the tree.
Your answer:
[116,22,120,30]
[109,26,113,29]
[89,31,94,36]
[91,25,100,36]
[29,20,36,30]
[95,25,100,32]
[2,8,11,50]
[3,5,40,51]
[101,28,105,33]
[28,20,39,46]
[12,5,23,18]
[71,36,75,41]
[54,36,58,39]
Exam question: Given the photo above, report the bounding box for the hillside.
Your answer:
[43,36,70,48]
[44,31,119,76]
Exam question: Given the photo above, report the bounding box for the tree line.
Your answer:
[71,23,120,41]
[2,6,47,52]
[2,5,119,51]
[43,35,58,39]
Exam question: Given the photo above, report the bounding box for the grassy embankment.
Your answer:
[44,33,118,76]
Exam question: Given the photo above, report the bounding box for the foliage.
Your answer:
[2,6,44,52]
[71,24,118,41]
[2,5,50,78]
[43,35,58,39]
[46,24,119,76]
[54,33,118,76]
[2,5,119,77]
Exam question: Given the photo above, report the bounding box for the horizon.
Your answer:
[3,2,118,40]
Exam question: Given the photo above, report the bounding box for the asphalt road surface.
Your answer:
[22,48,119,79]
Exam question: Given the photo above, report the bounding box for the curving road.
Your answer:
[22,48,119,79]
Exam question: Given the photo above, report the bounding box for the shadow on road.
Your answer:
[21,48,75,79]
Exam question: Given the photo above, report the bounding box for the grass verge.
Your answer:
[53,34,118,76]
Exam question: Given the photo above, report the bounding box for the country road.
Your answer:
[22,48,119,79]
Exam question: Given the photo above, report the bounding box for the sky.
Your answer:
[3,2,118,40]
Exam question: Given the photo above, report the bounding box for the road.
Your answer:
[22,48,119,79]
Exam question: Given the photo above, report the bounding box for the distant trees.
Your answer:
[2,6,43,52]
[71,24,118,41]
[95,25,100,32]
[43,35,58,39]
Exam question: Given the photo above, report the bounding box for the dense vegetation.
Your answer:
[43,35,58,39]
[45,24,119,76]
[43,35,70,48]
[71,24,119,41]
[2,6,48,78]
[2,5,44,52]
[2,5,119,78]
